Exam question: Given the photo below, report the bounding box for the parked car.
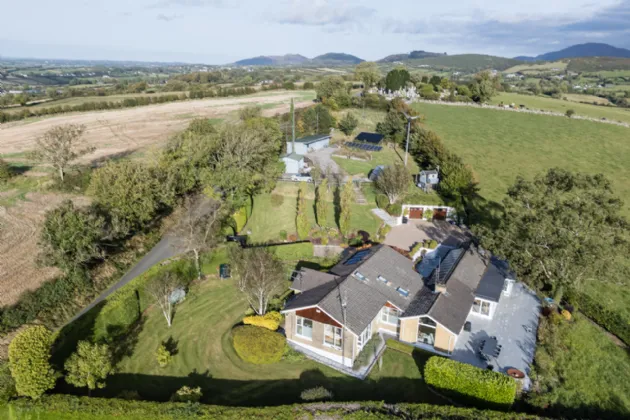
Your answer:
[290,175,313,183]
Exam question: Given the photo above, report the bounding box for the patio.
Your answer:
[384,219,470,251]
[451,282,540,390]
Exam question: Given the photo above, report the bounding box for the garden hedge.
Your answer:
[7,395,551,419]
[232,325,285,364]
[243,311,283,331]
[424,356,517,409]
[575,292,630,346]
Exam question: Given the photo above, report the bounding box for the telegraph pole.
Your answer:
[402,111,419,167]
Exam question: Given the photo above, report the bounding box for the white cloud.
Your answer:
[273,0,375,27]
[156,13,182,21]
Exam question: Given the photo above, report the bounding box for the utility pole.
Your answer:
[402,111,419,167]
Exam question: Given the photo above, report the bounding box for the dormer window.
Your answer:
[377,275,388,284]
[354,271,367,281]
[396,287,409,297]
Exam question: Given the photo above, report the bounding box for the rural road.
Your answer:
[67,234,183,324]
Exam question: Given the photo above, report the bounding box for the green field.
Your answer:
[503,61,567,74]
[108,276,441,405]
[244,183,382,243]
[490,92,630,124]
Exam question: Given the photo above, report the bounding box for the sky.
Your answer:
[1,0,629,64]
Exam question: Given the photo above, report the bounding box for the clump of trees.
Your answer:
[354,62,381,90]
[338,112,359,136]
[385,68,411,91]
[315,76,351,109]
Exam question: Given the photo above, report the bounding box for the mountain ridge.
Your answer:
[515,43,630,61]
[232,52,363,66]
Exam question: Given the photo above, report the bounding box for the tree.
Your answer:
[566,109,575,118]
[339,180,355,237]
[439,157,478,221]
[316,179,329,227]
[375,163,410,205]
[409,128,448,169]
[429,75,442,89]
[354,62,381,89]
[477,169,630,301]
[64,341,113,395]
[302,105,335,135]
[469,71,497,103]
[296,182,310,240]
[40,200,106,270]
[171,195,225,280]
[376,110,406,144]
[385,68,411,91]
[457,85,471,98]
[8,326,56,399]
[338,112,358,136]
[145,272,182,327]
[88,160,165,233]
[30,124,94,182]
[315,76,346,102]
[231,246,285,316]
[239,105,262,121]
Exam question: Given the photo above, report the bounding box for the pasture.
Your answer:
[490,92,630,124]
[503,61,567,74]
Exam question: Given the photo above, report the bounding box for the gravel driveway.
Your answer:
[306,147,343,179]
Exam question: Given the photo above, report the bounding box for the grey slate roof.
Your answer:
[290,268,338,293]
[281,152,304,161]
[284,278,341,311]
[475,258,508,302]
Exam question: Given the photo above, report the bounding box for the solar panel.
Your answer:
[344,249,371,265]
[346,142,383,152]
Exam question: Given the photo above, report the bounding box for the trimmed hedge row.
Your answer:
[424,357,517,410]
[574,292,630,346]
[6,395,550,419]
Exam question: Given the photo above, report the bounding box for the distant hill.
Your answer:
[233,54,309,66]
[516,43,630,62]
[378,50,444,63]
[410,54,522,72]
[232,52,362,67]
[567,56,630,72]
[310,53,364,65]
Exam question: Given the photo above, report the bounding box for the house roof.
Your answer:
[355,132,384,144]
[293,134,331,144]
[420,170,439,176]
[281,152,304,161]
[475,257,511,302]
[284,243,490,336]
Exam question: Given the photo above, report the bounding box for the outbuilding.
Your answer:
[286,134,331,155]
[281,152,305,174]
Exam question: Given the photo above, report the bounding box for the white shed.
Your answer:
[286,134,331,155]
[281,153,305,174]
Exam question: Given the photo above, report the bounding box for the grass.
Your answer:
[107,276,442,406]
[530,314,630,417]
[503,61,567,74]
[490,92,630,124]
[245,183,382,243]
[562,94,612,105]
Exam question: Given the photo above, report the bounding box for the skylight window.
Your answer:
[377,275,388,284]
[396,287,409,297]
[354,271,367,281]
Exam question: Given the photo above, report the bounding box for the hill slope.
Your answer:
[410,54,522,71]
[233,54,309,66]
[378,50,445,63]
[311,52,364,65]
[517,43,630,61]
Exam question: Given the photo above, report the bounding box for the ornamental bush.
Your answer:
[386,203,402,217]
[8,326,57,399]
[424,356,516,409]
[232,325,285,364]
[170,386,202,403]
[242,311,283,331]
[156,344,172,368]
[375,194,389,209]
[423,208,434,220]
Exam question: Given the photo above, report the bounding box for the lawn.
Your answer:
[244,183,382,243]
[106,276,442,406]
[490,92,630,124]
[530,314,630,418]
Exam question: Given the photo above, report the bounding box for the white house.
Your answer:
[281,153,305,174]
[287,134,331,155]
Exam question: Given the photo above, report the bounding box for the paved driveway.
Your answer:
[384,220,469,251]
[306,147,343,178]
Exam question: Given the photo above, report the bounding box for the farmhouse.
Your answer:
[282,243,537,380]
[286,134,331,155]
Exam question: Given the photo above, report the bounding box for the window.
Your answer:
[381,306,400,325]
[296,316,313,339]
[377,275,388,284]
[472,298,491,316]
[396,287,409,297]
[354,271,367,281]
[357,323,372,351]
[418,316,436,345]
[324,325,343,349]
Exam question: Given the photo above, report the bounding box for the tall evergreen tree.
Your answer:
[296,182,309,239]
[339,180,355,237]
[316,179,329,227]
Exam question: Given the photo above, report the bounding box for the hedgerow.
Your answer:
[232,325,285,364]
[424,357,517,410]
[7,395,551,419]
[243,311,283,331]
[574,292,630,346]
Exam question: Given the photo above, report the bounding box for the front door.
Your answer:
[409,207,423,219]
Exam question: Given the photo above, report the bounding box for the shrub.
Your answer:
[338,112,359,136]
[423,208,434,220]
[424,356,516,409]
[566,109,575,118]
[575,292,629,345]
[232,207,247,234]
[386,339,415,355]
[156,344,172,368]
[0,159,12,182]
[0,361,16,403]
[386,203,402,217]
[282,344,306,362]
[353,334,382,369]
[8,326,57,399]
[170,386,202,403]
[303,81,314,89]
[243,311,282,331]
[375,194,389,209]
[232,325,285,364]
[377,223,391,239]
[300,386,333,401]
[561,309,572,321]
[427,240,438,249]
[270,193,284,208]
[279,230,288,240]
[410,242,423,257]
